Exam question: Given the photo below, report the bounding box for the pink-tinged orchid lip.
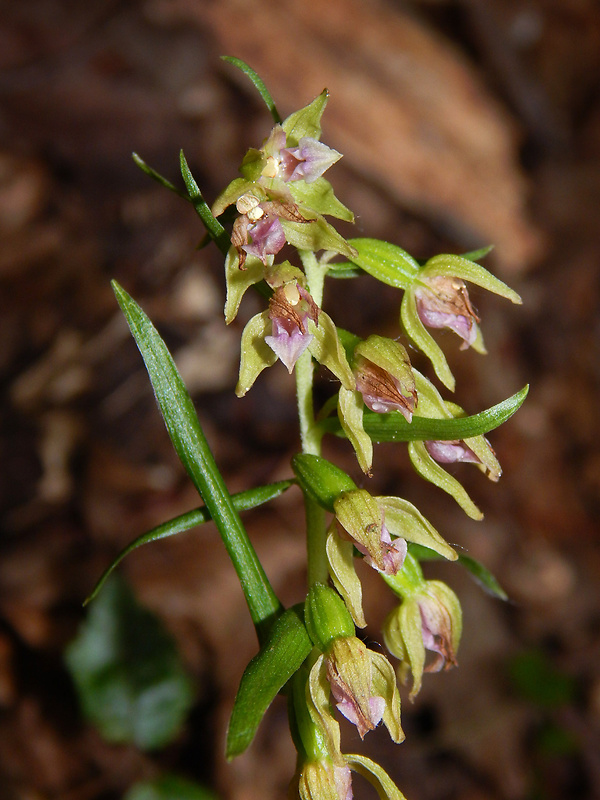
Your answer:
[418,592,457,673]
[350,523,407,576]
[333,765,354,800]
[265,317,313,373]
[415,275,480,349]
[332,693,386,738]
[424,440,481,464]
[264,283,319,373]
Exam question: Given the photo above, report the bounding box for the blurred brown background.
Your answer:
[1,1,599,799]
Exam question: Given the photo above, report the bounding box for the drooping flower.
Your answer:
[308,636,403,745]
[292,591,408,800]
[333,333,417,476]
[265,283,319,372]
[333,490,407,576]
[235,282,355,397]
[383,561,462,699]
[327,489,457,627]
[400,252,522,390]
[353,335,417,420]
[418,585,460,672]
[213,92,356,277]
[414,274,481,349]
[325,638,387,737]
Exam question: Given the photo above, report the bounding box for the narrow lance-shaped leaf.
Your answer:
[85,481,294,606]
[179,151,231,256]
[407,543,508,601]
[345,238,420,289]
[319,385,529,442]
[112,281,282,637]
[132,152,190,201]
[226,606,312,759]
[221,56,282,124]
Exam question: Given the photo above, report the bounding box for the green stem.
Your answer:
[297,250,330,587]
[304,493,329,586]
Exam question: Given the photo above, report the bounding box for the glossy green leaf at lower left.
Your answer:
[112,281,281,635]
[226,606,312,759]
[65,576,194,750]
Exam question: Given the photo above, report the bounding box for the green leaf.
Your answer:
[320,385,529,442]
[460,244,494,262]
[226,606,312,759]
[179,151,231,256]
[221,56,281,124]
[124,775,217,800]
[65,576,194,750]
[457,553,508,600]
[407,543,508,601]
[132,153,190,201]
[112,282,281,636]
[325,261,363,279]
[346,238,420,289]
[85,481,294,606]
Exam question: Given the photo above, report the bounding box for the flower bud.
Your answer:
[292,454,357,513]
[308,637,403,744]
[305,584,355,652]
